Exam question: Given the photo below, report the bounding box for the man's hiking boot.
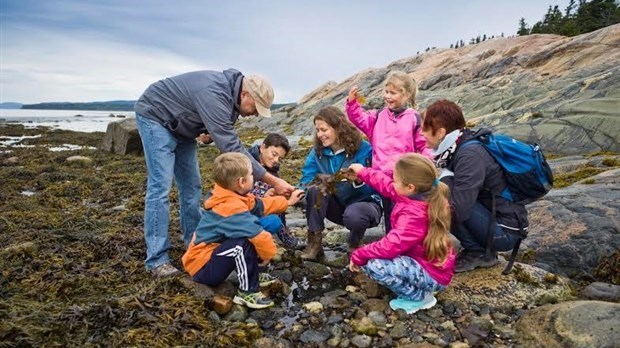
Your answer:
[389,293,437,314]
[455,249,499,273]
[301,231,324,260]
[277,227,305,250]
[258,272,278,287]
[233,290,274,309]
[149,263,181,278]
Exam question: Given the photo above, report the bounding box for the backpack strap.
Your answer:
[485,190,523,275]
[412,111,422,152]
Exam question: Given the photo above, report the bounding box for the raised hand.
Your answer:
[348,85,360,102]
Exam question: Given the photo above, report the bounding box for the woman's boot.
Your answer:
[301,231,324,260]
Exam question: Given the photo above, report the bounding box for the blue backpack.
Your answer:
[462,129,553,205]
[461,129,553,274]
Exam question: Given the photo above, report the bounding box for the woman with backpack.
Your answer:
[421,99,529,273]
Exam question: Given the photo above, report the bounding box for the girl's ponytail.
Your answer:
[424,180,451,265]
[394,154,452,264]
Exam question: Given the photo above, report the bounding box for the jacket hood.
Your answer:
[223,68,244,111]
[204,184,255,215]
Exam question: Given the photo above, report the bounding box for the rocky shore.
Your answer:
[1,124,618,347]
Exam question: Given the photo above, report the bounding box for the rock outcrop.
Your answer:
[522,155,620,280]
[101,118,143,155]
[516,301,620,347]
[239,24,620,156]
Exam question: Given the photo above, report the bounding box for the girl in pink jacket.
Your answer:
[348,153,455,314]
[346,71,433,233]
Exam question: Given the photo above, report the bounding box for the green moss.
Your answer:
[517,249,537,264]
[544,153,563,160]
[602,157,620,167]
[236,126,266,146]
[586,151,617,157]
[543,273,559,284]
[553,166,606,188]
[582,178,596,185]
[531,111,544,118]
[595,248,620,285]
[512,264,540,286]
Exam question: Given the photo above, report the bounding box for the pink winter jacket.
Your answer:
[346,99,433,176]
[350,168,456,286]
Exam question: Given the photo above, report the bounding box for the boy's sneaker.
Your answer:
[149,263,181,278]
[258,272,278,287]
[455,249,499,273]
[277,228,304,250]
[233,290,274,309]
[389,293,437,314]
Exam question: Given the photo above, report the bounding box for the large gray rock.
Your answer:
[521,161,620,280]
[516,301,620,347]
[101,117,143,155]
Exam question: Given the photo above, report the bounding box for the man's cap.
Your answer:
[245,75,274,117]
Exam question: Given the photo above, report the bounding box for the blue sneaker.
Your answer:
[389,293,437,314]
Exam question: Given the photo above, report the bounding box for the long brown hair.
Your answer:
[394,153,452,264]
[313,106,362,157]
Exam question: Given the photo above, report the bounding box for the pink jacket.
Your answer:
[350,168,455,286]
[346,99,433,176]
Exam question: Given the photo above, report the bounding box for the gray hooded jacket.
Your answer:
[134,69,266,179]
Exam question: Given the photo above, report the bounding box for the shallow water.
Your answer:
[1,108,132,132]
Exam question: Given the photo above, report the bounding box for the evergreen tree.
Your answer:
[575,0,618,34]
[517,17,530,35]
[565,0,576,17]
[450,43,454,48]
[483,34,487,41]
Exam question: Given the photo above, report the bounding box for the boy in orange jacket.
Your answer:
[182,152,304,309]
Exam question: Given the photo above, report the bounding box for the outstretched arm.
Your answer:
[349,164,399,201]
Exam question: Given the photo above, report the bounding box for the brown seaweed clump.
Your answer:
[0,125,278,347]
[305,168,357,209]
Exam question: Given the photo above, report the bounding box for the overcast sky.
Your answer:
[1,0,570,104]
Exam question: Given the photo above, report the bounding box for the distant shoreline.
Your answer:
[20,101,136,111]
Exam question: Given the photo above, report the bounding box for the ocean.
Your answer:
[0,108,134,133]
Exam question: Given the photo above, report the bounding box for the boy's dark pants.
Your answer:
[192,238,260,293]
[305,187,382,244]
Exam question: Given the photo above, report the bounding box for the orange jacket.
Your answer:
[182,184,288,276]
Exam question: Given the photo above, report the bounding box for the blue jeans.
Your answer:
[258,214,283,235]
[452,202,518,252]
[135,113,202,270]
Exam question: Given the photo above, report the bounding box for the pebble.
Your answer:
[350,334,372,348]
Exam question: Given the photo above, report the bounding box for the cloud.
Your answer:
[1,0,572,104]
[1,26,206,103]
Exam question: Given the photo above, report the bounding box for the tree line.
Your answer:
[518,0,620,36]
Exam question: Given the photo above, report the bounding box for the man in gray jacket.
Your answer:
[135,68,294,277]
